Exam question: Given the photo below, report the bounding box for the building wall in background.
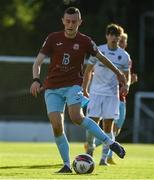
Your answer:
[0,121,86,142]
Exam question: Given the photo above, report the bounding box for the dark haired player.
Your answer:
[30,7,126,173]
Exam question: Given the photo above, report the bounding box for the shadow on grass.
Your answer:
[0,164,62,169]
[0,164,99,176]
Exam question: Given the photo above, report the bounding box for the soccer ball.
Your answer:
[72,154,95,174]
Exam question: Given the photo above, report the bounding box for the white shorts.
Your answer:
[86,94,119,120]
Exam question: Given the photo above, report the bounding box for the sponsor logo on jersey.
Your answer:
[108,52,115,55]
[56,42,63,46]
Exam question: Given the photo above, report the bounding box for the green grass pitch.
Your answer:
[0,142,154,179]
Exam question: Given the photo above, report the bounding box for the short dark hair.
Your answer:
[64,7,81,19]
[106,23,124,37]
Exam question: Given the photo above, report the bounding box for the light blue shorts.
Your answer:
[114,101,126,128]
[44,85,83,114]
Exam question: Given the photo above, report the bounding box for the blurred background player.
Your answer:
[105,32,138,164]
[83,24,131,165]
[114,32,138,135]
[91,32,138,165]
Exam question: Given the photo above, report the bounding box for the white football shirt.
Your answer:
[88,44,130,96]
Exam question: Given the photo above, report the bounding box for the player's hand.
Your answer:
[83,90,89,98]
[30,81,44,97]
[131,73,138,84]
[117,71,127,86]
[120,85,129,97]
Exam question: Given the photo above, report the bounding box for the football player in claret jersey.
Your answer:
[83,24,131,165]
[30,7,126,173]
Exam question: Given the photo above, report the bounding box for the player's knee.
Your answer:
[69,113,83,125]
[103,119,113,132]
[53,127,63,136]
[103,125,112,133]
[51,122,63,136]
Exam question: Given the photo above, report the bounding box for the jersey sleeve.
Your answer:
[123,53,131,71]
[86,38,99,56]
[40,34,53,56]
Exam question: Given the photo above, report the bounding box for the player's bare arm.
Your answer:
[120,70,131,96]
[82,64,94,97]
[30,52,45,97]
[95,51,126,85]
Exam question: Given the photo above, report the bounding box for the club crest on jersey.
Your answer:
[73,44,79,50]
[118,55,122,60]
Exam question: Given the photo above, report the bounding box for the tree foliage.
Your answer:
[0,0,153,55]
[0,0,154,91]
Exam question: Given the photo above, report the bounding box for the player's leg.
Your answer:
[84,117,100,156]
[94,120,104,147]
[84,94,103,156]
[107,101,126,165]
[84,94,105,155]
[99,96,120,165]
[67,86,125,159]
[44,89,72,173]
[99,119,114,166]
[69,104,115,147]
[95,120,116,165]
[114,101,126,136]
[82,100,96,156]
[106,130,116,165]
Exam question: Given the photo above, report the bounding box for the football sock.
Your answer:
[101,132,114,160]
[108,148,113,158]
[102,144,109,161]
[86,131,95,150]
[95,138,103,147]
[95,129,116,148]
[55,134,70,167]
[108,132,115,158]
[81,117,113,145]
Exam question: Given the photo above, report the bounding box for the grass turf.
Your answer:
[0,142,154,179]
